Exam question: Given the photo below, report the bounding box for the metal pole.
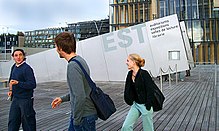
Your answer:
[215,62,217,86]
[176,64,178,85]
[168,67,171,87]
[198,63,200,81]
[93,20,99,35]
[99,21,103,35]
[6,27,8,60]
[2,27,7,60]
[4,33,6,60]
[160,68,163,92]
[59,23,62,32]
[11,46,14,60]
[93,20,103,36]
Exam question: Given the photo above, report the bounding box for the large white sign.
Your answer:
[0,14,189,83]
[180,21,194,68]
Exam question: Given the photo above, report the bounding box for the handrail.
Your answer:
[158,64,178,91]
[157,62,217,91]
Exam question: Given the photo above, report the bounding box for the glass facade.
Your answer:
[68,19,109,41]
[0,34,18,53]
[110,0,219,64]
[24,19,109,47]
[24,28,65,48]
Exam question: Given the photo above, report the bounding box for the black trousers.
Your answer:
[8,97,36,131]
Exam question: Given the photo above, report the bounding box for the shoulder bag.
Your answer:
[72,59,116,120]
[141,71,165,112]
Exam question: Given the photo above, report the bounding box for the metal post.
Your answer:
[59,22,62,32]
[215,62,217,86]
[93,21,98,35]
[160,68,163,92]
[168,67,171,87]
[175,64,178,85]
[2,27,7,61]
[198,63,200,81]
[5,27,8,60]
[4,33,6,60]
[93,20,103,36]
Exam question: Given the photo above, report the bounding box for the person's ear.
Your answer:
[56,46,62,52]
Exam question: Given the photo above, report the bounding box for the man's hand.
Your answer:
[51,97,62,108]
[7,91,12,97]
[10,80,18,85]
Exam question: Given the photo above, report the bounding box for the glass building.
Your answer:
[24,28,65,48]
[109,0,219,64]
[68,19,109,41]
[0,34,19,53]
[24,19,109,47]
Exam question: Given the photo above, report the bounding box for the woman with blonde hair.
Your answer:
[122,53,154,131]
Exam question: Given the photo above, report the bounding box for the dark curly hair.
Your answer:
[12,49,26,60]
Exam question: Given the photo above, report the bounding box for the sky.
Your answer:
[0,0,109,34]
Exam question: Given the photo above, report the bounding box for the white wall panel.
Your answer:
[0,60,13,79]
[0,14,191,83]
[26,49,67,83]
[79,36,109,81]
[146,15,189,75]
[124,23,157,76]
[180,21,194,67]
[101,31,128,81]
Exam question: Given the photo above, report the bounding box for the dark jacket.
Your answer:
[124,69,154,110]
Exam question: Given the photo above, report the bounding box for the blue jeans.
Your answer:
[68,114,98,131]
[8,97,36,131]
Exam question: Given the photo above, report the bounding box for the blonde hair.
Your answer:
[129,53,145,67]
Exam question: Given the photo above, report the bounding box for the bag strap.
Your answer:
[140,70,154,89]
[71,59,96,90]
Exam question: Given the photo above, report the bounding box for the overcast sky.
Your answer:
[0,0,109,34]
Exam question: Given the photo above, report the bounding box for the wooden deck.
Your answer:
[0,65,218,131]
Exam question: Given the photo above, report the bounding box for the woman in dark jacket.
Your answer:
[121,53,154,131]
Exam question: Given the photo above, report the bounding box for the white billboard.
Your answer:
[180,21,194,68]
[0,14,189,83]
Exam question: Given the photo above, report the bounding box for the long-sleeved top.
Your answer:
[124,68,154,111]
[9,62,36,99]
[60,55,97,125]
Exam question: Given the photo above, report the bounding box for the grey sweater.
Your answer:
[60,55,97,125]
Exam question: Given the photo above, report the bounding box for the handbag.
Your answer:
[151,82,165,112]
[141,71,165,112]
[72,59,116,120]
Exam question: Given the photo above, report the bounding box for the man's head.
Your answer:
[54,32,76,58]
[12,49,26,65]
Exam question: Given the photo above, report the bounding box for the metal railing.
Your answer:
[155,62,218,92]
[148,64,178,92]
[159,64,178,91]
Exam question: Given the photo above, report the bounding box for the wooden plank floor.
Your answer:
[0,65,218,131]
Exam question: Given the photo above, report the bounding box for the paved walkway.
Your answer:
[0,65,218,130]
